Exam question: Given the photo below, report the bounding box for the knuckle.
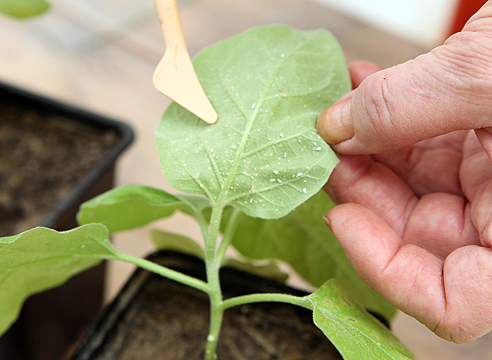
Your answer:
[360,76,400,146]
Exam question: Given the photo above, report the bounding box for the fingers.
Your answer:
[348,61,382,88]
[326,204,492,343]
[402,193,480,259]
[316,62,381,144]
[325,204,447,333]
[440,245,492,343]
[327,154,480,258]
[317,3,492,154]
[372,132,467,197]
[460,131,492,247]
[324,154,416,236]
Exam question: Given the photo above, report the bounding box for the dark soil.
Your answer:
[0,101,118,236]
[82,253,343,360]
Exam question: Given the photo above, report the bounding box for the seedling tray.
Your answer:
[70,251,343,360]
[0,81,133,360]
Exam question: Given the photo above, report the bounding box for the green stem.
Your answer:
[184,198,210,242]
[204,203,225,360]
[115,252,209,293]
[216,207,241,265]
[221,293,313,311]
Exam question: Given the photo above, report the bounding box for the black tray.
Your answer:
[0,81,134,232]
[70,251,343,360]
[0,81,134,360]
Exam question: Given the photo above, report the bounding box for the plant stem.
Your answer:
[221,293,313,311]
[216,207,241,265]
[204,203,225,360]
[115,252,208,293]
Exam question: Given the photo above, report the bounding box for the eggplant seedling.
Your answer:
[0,25,414,360]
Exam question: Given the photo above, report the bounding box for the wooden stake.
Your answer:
[153,0,218,124]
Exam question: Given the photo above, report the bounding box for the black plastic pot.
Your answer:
[0,81,134,360]
[69,251,344,360]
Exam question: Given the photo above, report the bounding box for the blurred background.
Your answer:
[0,0,491,359]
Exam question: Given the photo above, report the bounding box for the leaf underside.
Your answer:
[0,225,116,336]
[77,184,211,234]
[229,190,397,321]
[156,25,349,219]
[308,280,415,360]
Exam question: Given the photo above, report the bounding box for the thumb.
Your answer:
[317,2,492,154]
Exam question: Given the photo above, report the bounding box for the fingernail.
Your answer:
[323,215,332,229]
[317,99,354,144]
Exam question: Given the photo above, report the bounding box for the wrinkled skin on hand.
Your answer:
[318,1,492,344]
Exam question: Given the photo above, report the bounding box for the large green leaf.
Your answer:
[0,0,49,18]
[77,184,211,234]
[308,280,414,360]
[229,190,396,320]
[0,224,116,336]
[156,25,349,219]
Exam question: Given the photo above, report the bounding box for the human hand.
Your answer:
[317,2,492,343]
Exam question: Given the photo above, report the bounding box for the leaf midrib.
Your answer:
[312,302,403,359]
[214,36,316,208]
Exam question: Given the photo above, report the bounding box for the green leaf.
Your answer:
[229,190,397,320]
[0,0,49,19]
[222,258,288,283]
[151,228,205,259]
[0,224,117,336]
[156,25,349,219]
[151,229,288,282]
[308,280,415,360]
[77,184,211,234]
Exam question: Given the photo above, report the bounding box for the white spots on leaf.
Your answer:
[303,188,307,193]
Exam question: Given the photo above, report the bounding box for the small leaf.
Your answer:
[308,280,415,360]
[222,258,288,283]
[0,0,49,19]
[0,224,117,336]
[156,25,349,219]
[77,184,211,234]
[151,228,205,259]
[229,190,396,320]
[151,229,288,282]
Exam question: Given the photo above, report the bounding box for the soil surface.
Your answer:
[84,254,343,360]
[0,100,118,236]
